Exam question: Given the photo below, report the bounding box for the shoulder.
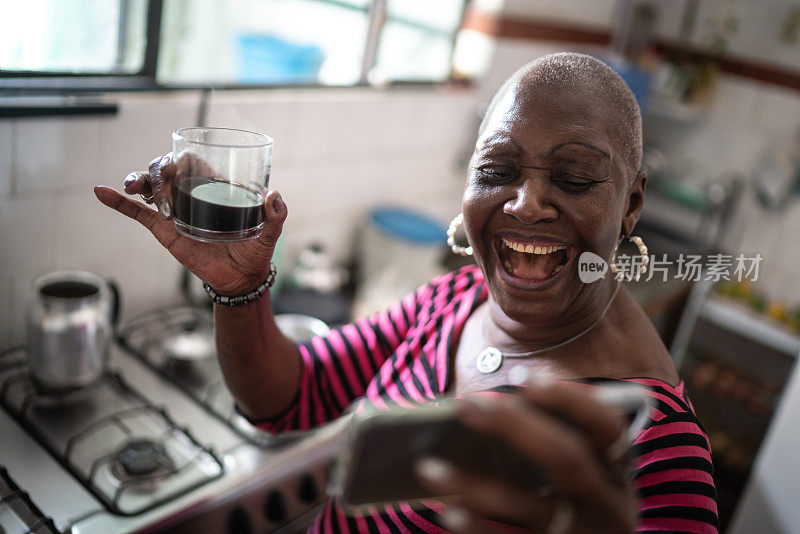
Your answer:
[623,378,710,444]
[621,379,720,532]
[590,378,713,470]
[428,265,484,292]
[417,265,486,310]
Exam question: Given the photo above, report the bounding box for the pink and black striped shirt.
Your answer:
[258,266,719,533]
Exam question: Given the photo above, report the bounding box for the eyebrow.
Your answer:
[477,136,611,160]
[549,142,610,159]
[478,134,524,154]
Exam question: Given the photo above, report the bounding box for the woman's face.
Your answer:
[462,82,644,325]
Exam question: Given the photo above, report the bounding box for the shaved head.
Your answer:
[481,52,643,177]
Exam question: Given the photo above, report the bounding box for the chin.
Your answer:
[481,266,579,328]
[490,285,569,326]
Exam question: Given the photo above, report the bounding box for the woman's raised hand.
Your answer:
[416,381,638,534]
[94,152,286,295]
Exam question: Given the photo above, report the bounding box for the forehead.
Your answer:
[478,82,619,160]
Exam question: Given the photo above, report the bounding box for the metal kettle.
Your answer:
[26,271,120,391]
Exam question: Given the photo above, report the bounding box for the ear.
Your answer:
[621,170,646,236]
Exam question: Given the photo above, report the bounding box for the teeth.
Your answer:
[552,264,563,274]
[501,238,566,255]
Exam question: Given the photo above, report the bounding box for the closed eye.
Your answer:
[552,172,603,192]
[475,165,518,183]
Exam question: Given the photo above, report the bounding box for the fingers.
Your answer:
[93,185,182,250]
[147,152,176,220]
[455,393,636,531]
[456,394,614,505]
[254,189,287,257]
[175,151,215,178]
[517,381,626,452]
[95,185,160,228]
[416,456,551,530]
[123,171,151,196]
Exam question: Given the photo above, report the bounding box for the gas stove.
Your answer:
[0,307,345,533]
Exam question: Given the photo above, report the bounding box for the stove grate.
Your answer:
[117,307,276,447]
[0,348,225,517]
[0,466,60,534]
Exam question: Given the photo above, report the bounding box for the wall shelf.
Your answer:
[701,298,800,358]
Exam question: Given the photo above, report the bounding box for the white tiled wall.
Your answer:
[684,0,800,74]
[497,0,617,28]
[14,117,102,195]
[0,86,477,345]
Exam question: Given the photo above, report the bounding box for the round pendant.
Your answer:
[476,347,503,374]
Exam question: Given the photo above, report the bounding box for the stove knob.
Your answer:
[264,490,287,523]
[298,473,319,503]
[227,507,252,534]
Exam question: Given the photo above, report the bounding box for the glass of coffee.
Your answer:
[171,127,273,242]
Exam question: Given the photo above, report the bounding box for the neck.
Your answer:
[484,278,620,354]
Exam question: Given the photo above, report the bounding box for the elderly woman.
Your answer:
[95,53,718,533]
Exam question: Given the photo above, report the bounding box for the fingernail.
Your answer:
[441,507,471,531]
[415,456,453,483]
[463,394,494,413]
[124,172,138,187]
[158,198,172,219]
[158,155,172,170]
[272,192,283,213]
[526,373,553,388]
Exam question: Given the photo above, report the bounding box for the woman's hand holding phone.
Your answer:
[415,381,640,533]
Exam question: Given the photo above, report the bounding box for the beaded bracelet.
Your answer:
[202,263,277,306]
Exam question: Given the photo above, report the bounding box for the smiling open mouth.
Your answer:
[497,238,569,281]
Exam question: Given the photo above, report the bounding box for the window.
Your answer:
[158,0,371,86]
[372,0,466,83]
[0,0,469,92]
[0,0,149,75]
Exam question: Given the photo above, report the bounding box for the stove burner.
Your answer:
[29,375,97,407]
[162,329,216,362]
[114,439,174,478]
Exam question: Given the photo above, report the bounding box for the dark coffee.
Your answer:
[173,177,263,233]
[40,281,100,299]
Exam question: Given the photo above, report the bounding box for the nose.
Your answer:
[503,176,559,224]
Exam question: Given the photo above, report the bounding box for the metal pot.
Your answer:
[26,271,120,391]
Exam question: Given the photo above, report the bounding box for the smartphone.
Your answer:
[328,382,652,510]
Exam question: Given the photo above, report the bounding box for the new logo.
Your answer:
[578,252,608,283]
